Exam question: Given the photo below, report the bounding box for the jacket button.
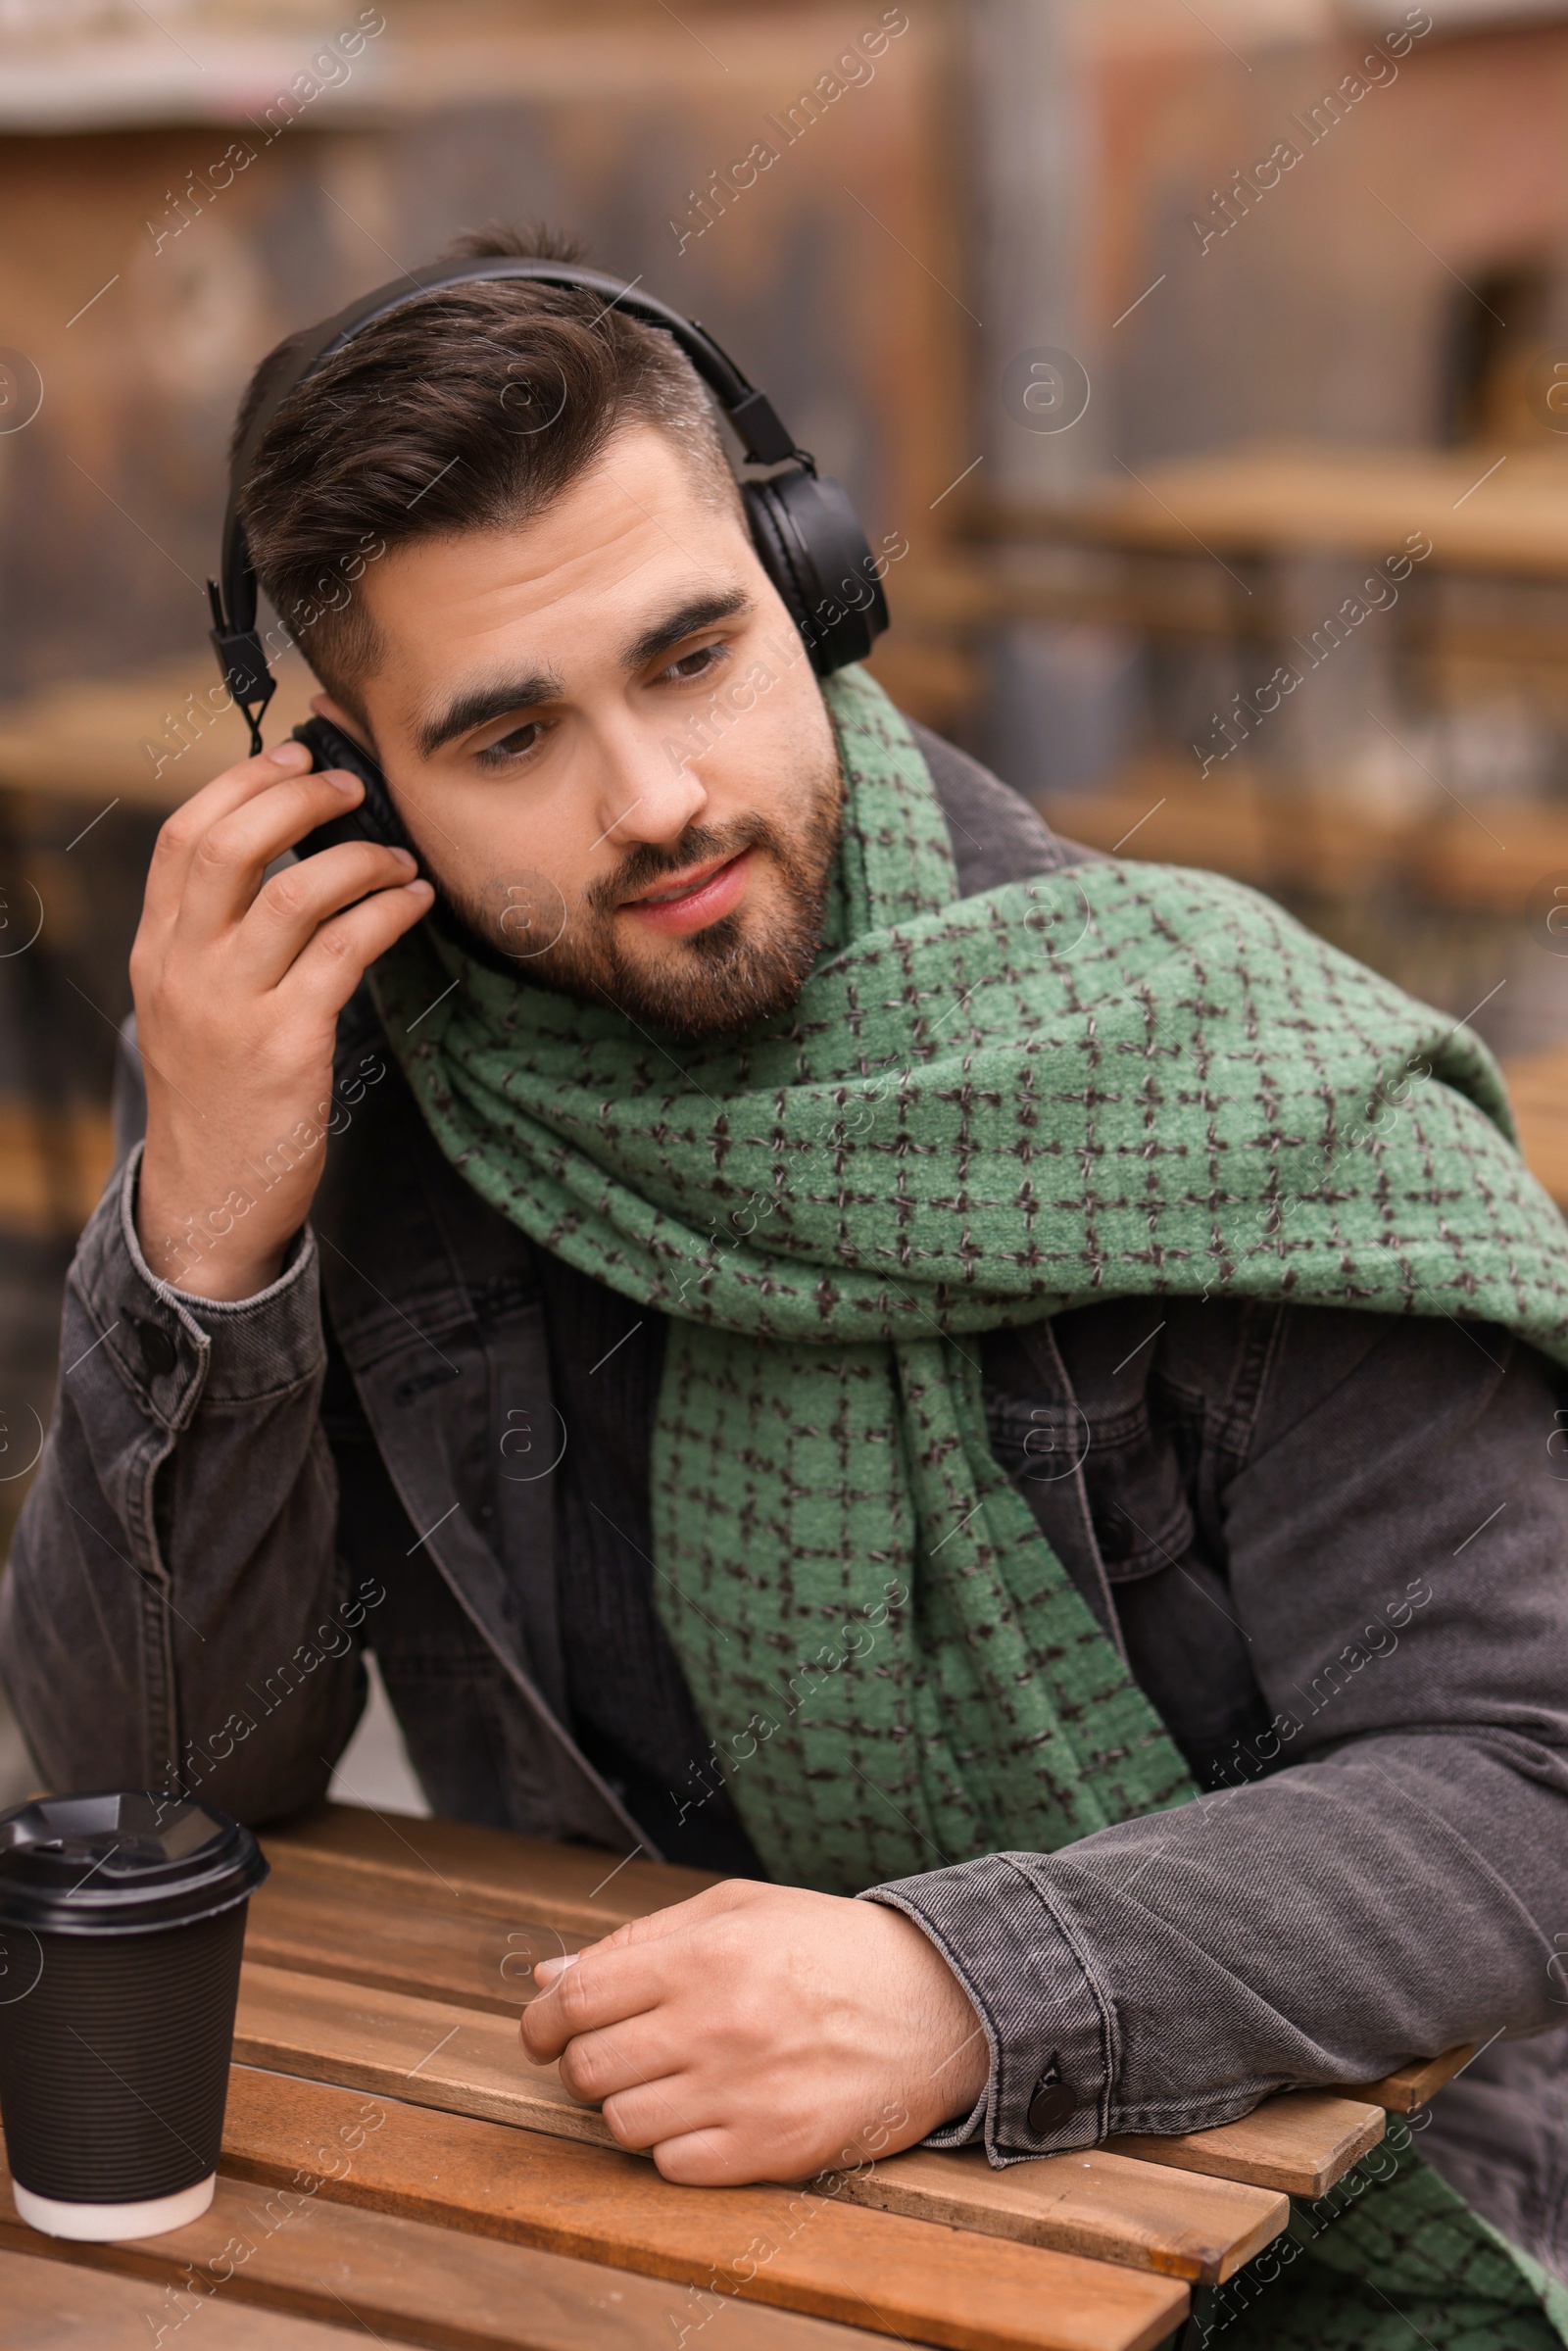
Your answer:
[129,1316,177,1377]
[1027,2072,1075,2134]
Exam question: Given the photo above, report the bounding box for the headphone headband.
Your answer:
[210,257,886,749]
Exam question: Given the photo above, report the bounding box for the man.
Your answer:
[5,227,1566,2342]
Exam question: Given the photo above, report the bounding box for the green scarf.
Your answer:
[369,661,1568,1888]
[369,663,1568,2348]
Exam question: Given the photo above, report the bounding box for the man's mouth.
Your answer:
[619,848,754,936]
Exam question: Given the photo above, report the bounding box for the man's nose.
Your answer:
[592,739,710,852]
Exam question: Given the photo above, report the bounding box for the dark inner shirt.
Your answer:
[527,1245,770,1875]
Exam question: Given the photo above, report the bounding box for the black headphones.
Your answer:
[209,256,890,759]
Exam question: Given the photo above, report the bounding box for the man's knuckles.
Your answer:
[191,808,272,874]
[604,1905,689,1950]
[151,810,200,864]
[603,2100,659,2154]
[257,867,314,921]
[306,919,359,968]
[518,2009,563,2064]
[179,772,350,874]
[557,2033,622,2103]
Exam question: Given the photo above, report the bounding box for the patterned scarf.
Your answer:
[369,661,1568,2347]
[368,662,1568,1894]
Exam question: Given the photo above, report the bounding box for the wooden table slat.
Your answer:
[0,2167,882,2351]
[219,2069,1187,2351]
[244,1870,1469,2140]
[1107,2092,1385,2199]
[0,2242,367,2350]
[259,1805,718,1935]
[226,2046,1279,2290]
[235,1966,1263,2281]
[1345,2046,1475,2114]
[235,1960,619,2148]
[246,1870,588,2017]
[832,2143,1286,2285]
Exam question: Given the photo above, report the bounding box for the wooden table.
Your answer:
[972,442,1568,580]
[0,1804,1475,2351]
[950,440,1568,935]
[0,648,323,816]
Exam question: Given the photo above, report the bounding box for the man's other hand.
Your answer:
[519,1880,990,2185]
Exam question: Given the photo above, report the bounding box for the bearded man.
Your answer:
[6,227,1567,2347]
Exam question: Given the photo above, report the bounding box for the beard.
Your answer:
[431,748,843,1043]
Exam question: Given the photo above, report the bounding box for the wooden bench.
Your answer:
[3,1803,1477,2351]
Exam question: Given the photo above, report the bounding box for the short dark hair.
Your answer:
[232,222,740,723]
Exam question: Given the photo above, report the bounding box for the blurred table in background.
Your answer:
[954,428,1568,779]
[0,647,321,813]
[894,437,1568,996]
[967,438,1568,721]
[971,442,1568,578]
[1030,761,1568,911]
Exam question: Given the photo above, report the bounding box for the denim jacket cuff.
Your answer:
[69,1143,323,1429]
[861,1851,1118,2164]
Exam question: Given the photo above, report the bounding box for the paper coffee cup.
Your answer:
[0,1790,267,2240]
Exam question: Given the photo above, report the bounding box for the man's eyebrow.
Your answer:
[415,668,564,760]
[622,587,754,676]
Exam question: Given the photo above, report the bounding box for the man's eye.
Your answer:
[474,720,547,771]
[662,641,726,684]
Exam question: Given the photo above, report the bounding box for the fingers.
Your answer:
[520,1960,588,2063]
[281,877,433,1018]
[554,1999,705,2108]
[143,745,368,937]
[141,740,314,922]
[647,2128,750,2187]
[235,839,420,991]
[179,771,385,946]
[604,2084,733,2167]
[520,1938,676,2063]
[523,1884,766,2063]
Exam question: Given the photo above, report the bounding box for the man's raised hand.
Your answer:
[130,736,431,1301]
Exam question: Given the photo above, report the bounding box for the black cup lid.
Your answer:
[0,1791,268,1934]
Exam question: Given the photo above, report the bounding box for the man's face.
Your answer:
[315,422,843,1041]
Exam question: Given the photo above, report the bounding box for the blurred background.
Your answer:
[3,0,1568,1809]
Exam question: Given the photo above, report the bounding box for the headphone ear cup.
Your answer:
[742,469,890,677]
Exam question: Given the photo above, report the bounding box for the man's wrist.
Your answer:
[877,1899,991,2131]
[140,1243,287,1303]
[133,1150,289,1300]
[863,1855,1110,2157]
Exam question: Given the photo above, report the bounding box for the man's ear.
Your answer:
[309,692,377,759]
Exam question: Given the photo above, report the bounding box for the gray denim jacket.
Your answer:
[3,724,1565,2262]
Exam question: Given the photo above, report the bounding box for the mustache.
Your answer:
[585,815,781,915]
